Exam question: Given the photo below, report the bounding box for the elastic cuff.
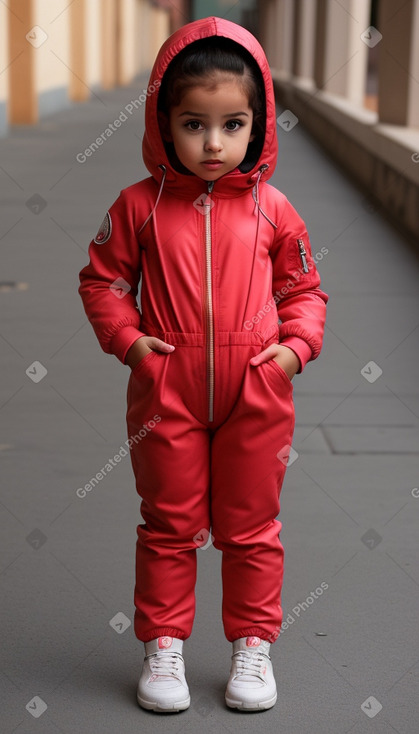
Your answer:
[280,336,312,373]
[110,326,146,364]
[138,628,188,643]
[227,628,279,643]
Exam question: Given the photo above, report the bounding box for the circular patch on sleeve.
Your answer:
[93,212,112,244]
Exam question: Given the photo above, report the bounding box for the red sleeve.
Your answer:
[270,197,329,373]
[78,189,146,365]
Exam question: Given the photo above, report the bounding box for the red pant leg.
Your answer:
[126,347,210,642]
[210,357,295,643]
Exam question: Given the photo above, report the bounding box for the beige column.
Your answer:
[101,0,117,89]
[268,0,281,70]
[116,0,137,86]
[258,0,270,57]
[408,0,419,126]
[314,0,327,89]
[377,0,418,125]
[134,0,148,75]
[314,0,370,104]
[267,0,293,76]
[293,0,317,81]
[8,0,37,123]
[149,6,170,67]
[69,0,88,101]
[291,0,300,76]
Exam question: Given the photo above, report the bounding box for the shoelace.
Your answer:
[232,650,269,682]
[146,651,183,679]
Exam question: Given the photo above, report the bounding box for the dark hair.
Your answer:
[157,36,266,172]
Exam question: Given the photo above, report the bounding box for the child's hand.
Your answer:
[249,344,300,381]
[125,335,175,370]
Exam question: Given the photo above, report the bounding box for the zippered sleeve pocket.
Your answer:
[297,238,309,273]
[286,232,314,275]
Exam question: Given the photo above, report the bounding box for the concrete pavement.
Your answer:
[1,74,419,733]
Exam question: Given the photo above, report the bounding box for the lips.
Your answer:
[201,161,223,170]
[202,160,223,164]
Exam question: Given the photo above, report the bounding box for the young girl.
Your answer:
[79,16,328,714]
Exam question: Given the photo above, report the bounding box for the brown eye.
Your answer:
[225,120,242,131]
[185,120,202,131]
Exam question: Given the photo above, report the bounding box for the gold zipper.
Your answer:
[205,181,214,422]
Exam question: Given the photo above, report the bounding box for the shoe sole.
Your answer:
[137,692,190,712]
[225,692,277,711]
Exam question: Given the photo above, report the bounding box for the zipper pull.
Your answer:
[297,238,309,273]
[207,181,214,194]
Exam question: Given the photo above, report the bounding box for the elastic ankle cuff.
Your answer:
[228,629,276,643]
[139,628,187,642]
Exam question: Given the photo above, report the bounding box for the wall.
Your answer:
[2,0,181,134]
[259,0,419,244]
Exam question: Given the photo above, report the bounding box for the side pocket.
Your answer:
[131,349,159,378]
[264,358,294,393]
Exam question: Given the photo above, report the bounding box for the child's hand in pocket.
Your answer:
[125,336,175,370]
[250,344,300,380]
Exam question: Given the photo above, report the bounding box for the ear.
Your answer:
[158,111,172,142]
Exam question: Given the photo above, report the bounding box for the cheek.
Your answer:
[177,133,196,155]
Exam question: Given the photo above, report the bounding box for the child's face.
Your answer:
[166,76,255,181]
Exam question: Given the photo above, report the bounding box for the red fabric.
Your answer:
[78,17,328,643]
[126,335,295,642]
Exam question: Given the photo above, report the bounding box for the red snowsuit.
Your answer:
[78,17,328,644]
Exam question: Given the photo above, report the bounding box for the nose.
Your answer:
[204,128,222,152]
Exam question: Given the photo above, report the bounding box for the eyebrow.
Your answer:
[178,111,249,118]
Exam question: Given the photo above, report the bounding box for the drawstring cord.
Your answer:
[241,164,277,330]
[252,164,277,229]
[138,164,167,236]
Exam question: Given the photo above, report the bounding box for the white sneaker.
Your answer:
[137,636,190,712]
[225,636,277,710]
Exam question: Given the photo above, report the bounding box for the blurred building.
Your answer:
[259,0,419,242]
[1,0,418,240]
[0,0,191,134]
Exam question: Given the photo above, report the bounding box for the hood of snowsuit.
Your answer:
[142,16,278,199]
